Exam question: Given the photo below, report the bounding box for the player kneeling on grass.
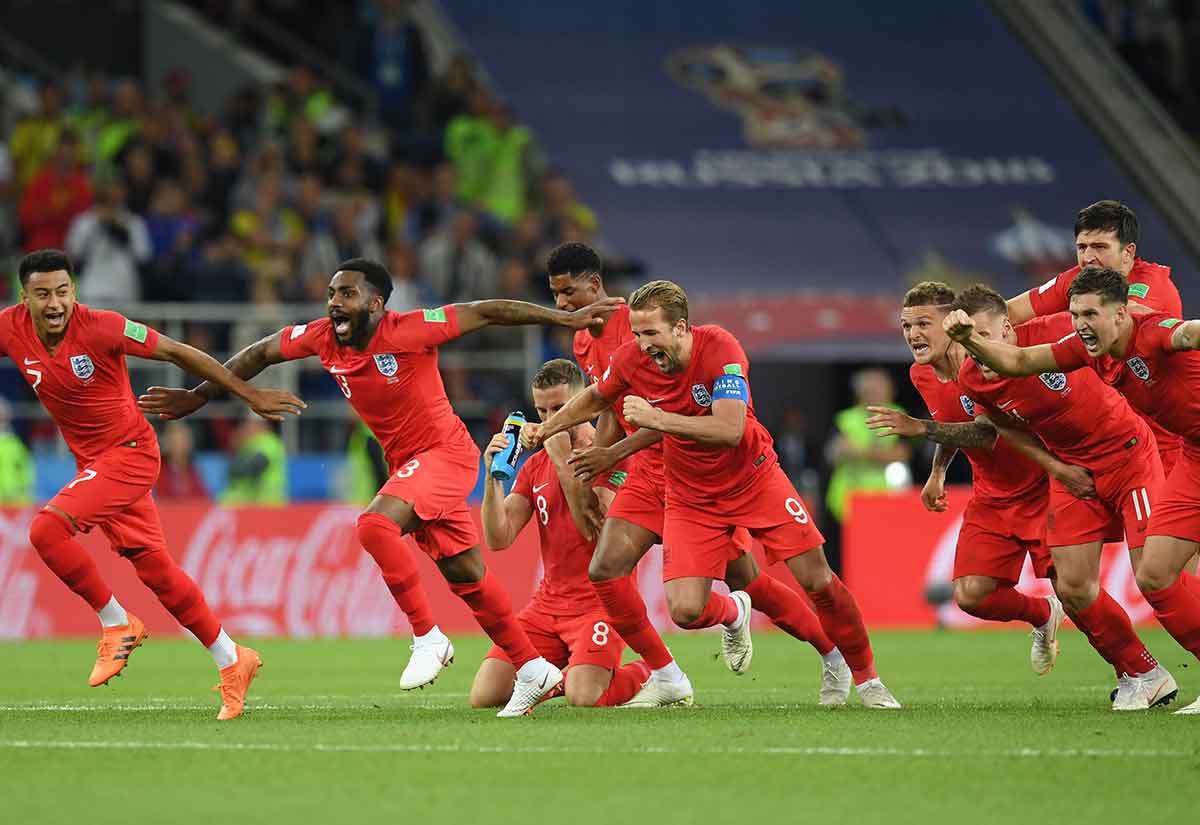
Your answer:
[471,359,652,710]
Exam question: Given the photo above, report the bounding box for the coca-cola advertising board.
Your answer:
[842,489,1153,628]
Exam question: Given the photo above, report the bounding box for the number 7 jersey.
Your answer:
[280,307,478,469]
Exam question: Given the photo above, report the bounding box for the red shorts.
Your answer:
[605,459,753,553]
[1045,440,1164,550]
[661,464,824,581]
[485,603,625,671]
[1147,441,1200,544]
[47,442,167,552]
[378,443,481,560]
[955,494,1051,582]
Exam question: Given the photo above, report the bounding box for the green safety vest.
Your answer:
[220,431,288,506]
[345,422,384,506]
[826,403,904,522]
[481,126,532,223]
[0,433,33,505]
[444,115,498,203]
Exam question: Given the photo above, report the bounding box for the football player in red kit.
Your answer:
[137,257,623,717]
[545,244,855,708]
[897,281,1071,672]
[946,267,1200,714]
[525,280,900,708]
[872,284,1176,710]
[2,249,305,719]
[471,359,651,710]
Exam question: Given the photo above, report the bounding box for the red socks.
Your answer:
[28,510,112,610]
[966,587,1051,628]
[592,575,674,670]
[1144,576,1200,660]
[357,513,436,635]
[593,661,651,707]
[1069,589,1158,677]
[744,574,834,654]
[449,569,539,669]
[122,547,222,646]
[675,591,740,629]
[808,575,877,683]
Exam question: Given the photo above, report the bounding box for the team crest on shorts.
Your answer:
[1126,356,1151,381]
[373,353,398,377]
[70,354,95,380]
[1038,372,1067,392]
[691,383,713,407]
[959,395,976,417]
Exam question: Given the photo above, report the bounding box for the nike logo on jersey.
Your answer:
[23,358,39,365]
[646,398,666,404]
[928,410,938,416]
[532,483,550,492]
[329,365,353,374]
[997,400,1015,410]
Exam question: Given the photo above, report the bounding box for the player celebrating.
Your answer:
[470,359,652,709]
[869,285,1176,710]
[943,267,1200,713]
[898,281,1068,671]
[526,279,900,708]
[138,257,623,717]
[546,244,853,708]
[3,250,305,719]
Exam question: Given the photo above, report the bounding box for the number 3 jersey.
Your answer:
[510,448,629,617]
[0,303,157,464]
[280,307,478,470]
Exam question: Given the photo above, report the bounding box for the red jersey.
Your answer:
[0,303,157,464]
[596,324,777,507]
[279,307,476,469]
[958,314,1149,474]
[511,449,628,616]
[909,362,1045,506]
[1030,258,1181,317]
[1052,311,1200,446]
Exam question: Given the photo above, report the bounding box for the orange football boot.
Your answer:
[214,645,263,720]
[89,614,148,687]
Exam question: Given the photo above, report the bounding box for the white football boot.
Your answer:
[1173,695,1200,715]
[497,659,564,718]
[1030,595,1065,675]
[856,677,902,709]
[819,649,852,706]
[399,635,454,691]
[621,672,695,708]
[1111,665,1178,711]
[720,591,754,675]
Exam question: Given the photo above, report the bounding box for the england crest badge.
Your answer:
[959,395,977,417]
[691,383,713,407]
[1038,372,1067,392]
[1126,357,1151,381]
[374,353,398,377]
[70,354,95,380]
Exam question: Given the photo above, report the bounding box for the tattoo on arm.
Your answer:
[921,419,997,449]
[193,333,280,401]
[930,443,958,474]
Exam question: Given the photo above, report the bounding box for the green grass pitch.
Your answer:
[2,629,1196,824]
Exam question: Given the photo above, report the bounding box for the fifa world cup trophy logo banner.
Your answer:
[665,44,903,149]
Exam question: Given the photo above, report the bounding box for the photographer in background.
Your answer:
[65,175,151,304]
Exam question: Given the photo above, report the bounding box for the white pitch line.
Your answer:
[0,740,1192,759]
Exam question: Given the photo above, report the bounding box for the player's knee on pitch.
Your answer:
[564,666,608,706]
[952,576,998,614]
[468,680,508,709]
[28,509,73,551]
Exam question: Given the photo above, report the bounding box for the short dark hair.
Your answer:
[903,281,956,308]
[546,242,602,279]
[1067,266,1128,306]
[19,249,75,286]
[532,358,584,391]
[337,258,392,303]
[1074,200,1138,247]
[951,284,1008,317]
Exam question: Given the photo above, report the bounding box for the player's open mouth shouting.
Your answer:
[329,308,355,340]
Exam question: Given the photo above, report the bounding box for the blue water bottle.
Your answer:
[491,411,527,481]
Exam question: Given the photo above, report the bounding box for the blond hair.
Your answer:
[628,279,689,326]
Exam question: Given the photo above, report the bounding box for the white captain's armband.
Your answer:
[711,374,749,402]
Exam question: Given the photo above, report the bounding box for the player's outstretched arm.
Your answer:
[481,433,535,549]
[452,296,625,337]
[866,405,998,449]
[521,385,610,448]
[943,310,1058,377]
[141,333,306,422]
[623,395,746,448]
[138,329,295,420]
[1169,319,1200,351]
[985,415,1096,499]
[921,444,958,512]
[1006,291,1037,325]
[570,426,662,482]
